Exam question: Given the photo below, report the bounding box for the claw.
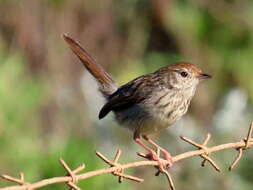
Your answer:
[134,135,173,169]
[145,151,159,161]
[142,135,173,168]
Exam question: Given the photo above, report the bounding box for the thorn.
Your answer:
[72,164,85,174]
[229,148,243,171]
[113,149,122,163]
[96,151,112,165]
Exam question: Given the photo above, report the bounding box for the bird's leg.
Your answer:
[134,137,159,161]
[142,135,173,167]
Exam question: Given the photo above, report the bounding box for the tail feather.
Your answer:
[62,34,118,97]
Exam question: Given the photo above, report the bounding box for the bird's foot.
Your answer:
[139,149,172,169]
[157,148,173,168]
[142,135,173,168]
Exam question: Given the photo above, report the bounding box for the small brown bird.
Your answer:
[63,34,211,166]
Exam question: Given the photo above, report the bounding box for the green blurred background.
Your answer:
[0,0,253,189]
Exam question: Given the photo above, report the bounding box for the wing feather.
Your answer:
[98,74,153,119]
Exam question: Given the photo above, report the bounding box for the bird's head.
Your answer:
[157,62,211,90]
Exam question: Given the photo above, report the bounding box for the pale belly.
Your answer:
[114,100,189,135]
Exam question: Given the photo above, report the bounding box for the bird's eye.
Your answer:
[180,71,188,78]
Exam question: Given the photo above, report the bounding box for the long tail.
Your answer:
[63,34,118,97]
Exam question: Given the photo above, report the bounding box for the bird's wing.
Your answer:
[98,75,153,119]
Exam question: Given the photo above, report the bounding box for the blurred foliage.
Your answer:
[0,0,253,190]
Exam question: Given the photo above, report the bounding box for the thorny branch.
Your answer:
[1,122,253,190]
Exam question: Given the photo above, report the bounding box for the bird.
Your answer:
[63,34,211,167]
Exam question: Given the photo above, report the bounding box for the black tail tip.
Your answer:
[98,109,108,120]
[98,113,105,120]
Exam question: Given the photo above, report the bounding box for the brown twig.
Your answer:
[59,158,85,190]
[229,148,243,171]
[180,133,221,172]
[228,122,253,171]
[96,149,144,183]
[201,133,211,167]
[1,122,253,190]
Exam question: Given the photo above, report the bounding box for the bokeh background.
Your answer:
[0,0,253,189]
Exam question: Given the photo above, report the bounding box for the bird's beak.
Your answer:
[198,73,212,79]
